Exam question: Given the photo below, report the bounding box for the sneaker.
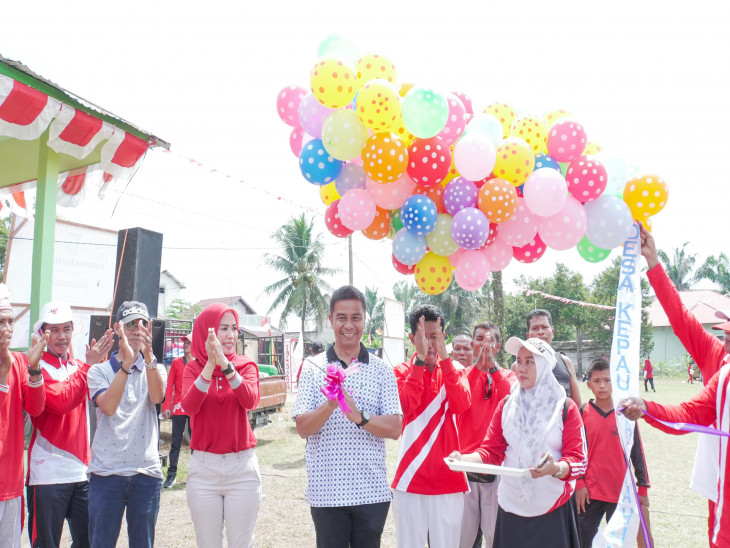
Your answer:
[163,476,176,489]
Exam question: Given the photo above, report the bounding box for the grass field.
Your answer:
[24,378,710,547]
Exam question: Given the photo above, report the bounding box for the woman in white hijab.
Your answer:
[450,337,587,547]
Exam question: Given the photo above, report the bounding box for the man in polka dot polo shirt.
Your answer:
[292,285,402,548]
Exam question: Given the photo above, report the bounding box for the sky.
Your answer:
[2,0,729,327]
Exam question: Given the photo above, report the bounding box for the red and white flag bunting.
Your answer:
[0,74,151,191]
[524,289,616,310]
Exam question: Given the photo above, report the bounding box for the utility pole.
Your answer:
[348,234,353,285]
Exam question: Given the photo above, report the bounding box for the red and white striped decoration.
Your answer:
[524,289,616,310]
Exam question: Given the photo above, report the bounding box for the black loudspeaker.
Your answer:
[112,228,163,318]
[89,315,166,364]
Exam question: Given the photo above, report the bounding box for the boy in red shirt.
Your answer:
[162,334,192,488]
[576,357,652,547]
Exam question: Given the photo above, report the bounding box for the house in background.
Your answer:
[197,295,256,319]
[158,270,185,315]
[647,288,730,364]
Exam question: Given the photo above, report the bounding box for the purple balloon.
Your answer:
[298,92,334,139]
[443,177,478,216]
[451,207,489,250]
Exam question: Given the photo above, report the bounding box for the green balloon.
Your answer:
[426,214,458,256]
[390,209,404,232]
[317,35,359,65]
[401,86,449,139]
[577,235,611,263]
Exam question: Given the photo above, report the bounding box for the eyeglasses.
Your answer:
[123,319,149,331]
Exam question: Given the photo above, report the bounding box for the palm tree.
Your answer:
[263,214,340,334]
[657,242,698,291]
[363,286,384,345]
[393,280,420,319]
[696,253,730,295]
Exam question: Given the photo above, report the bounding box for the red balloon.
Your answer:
[407,136,451,187]
[413,184,446,214]
[325,200,354,238]
[477,223,500,250]
[392,253,416,274]
[513,234,547,264]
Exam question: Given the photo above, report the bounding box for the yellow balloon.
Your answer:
[397,82,415,98]
[440,151,460,186]
[356,54,397,85]
[414,252,453,295]
[584,142,603,156]
[509,115,548,154]
[623,174,669,219]
[310,56,357,109]
[643,216,653,232]
[493,137,535,186]
[356,79,401,132]
[319,181,340,206]
[484,103,517,138]
[544,109,571,127]
[388,114,415,147]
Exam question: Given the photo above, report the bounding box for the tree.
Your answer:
[0,215,10,281]
[393,280,420,319]
[696,253,730,294]
[164,298,201,320]
[263,214,340,334]
[363,286,384,346]
[657,242,698,291]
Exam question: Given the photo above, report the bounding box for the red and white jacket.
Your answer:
[392,355,471,495]
[28,352,91,485]
[476,397,587,517]
[643,366,730,548]
[164,356,187,416]
[0,352,45,501]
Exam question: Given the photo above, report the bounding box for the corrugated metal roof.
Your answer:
[647,288,730,327]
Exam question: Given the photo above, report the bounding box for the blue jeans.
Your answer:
[88,473,161,548]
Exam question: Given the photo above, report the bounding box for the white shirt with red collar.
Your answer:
[28,351,91,485]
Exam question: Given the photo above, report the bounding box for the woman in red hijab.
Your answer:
[182,303,261,547]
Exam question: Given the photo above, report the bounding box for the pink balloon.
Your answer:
[448,247,466,265]
[546,118,587,163]
[436,93,466,146]
[565,155,608,203]
[513,234,547,264]
[298,92,334,139]
[454,250,491,291]
[537,196,587,250]
[496,198,538,247]
[338,188,376,231]
[451,91,473,116]
[277,85,307,127]
[366,174,416,210]
[289,126,305,157]
[484,237,512,272]
[453,133,496,181]
[523,168,569,217]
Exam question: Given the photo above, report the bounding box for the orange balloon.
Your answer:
[362,207,392,240]
[414,184,446,214]
[477,178,519,223]
[362,132,409,183]
[484,102,517,138]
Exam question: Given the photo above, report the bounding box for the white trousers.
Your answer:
[459,479,499,548]
[392,490,464,548]
[186,449,262,548]
[0,497,21,548]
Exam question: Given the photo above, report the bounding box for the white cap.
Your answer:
[33,302,74,335]
[504,336,557,368]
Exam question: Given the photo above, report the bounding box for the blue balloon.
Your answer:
[400,195,438,236]
[392,228,427,265]
[299,139,343,185]
[534,153,561,173]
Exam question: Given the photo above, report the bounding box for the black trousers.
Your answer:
[27,481,89,548]
[578,498,617,547]
[168,414,189,476]
[644,378,655,391]
[311,502,390,548]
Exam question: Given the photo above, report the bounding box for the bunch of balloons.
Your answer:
[276,35,669,295]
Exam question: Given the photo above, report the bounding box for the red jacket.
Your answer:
[181,356,259,454]
[392,355,470,494]
[164,356,188,415]
[0,352,45,501]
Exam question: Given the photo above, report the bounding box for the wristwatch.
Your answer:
[27,365,43,376]
[220,362,235,375]
[414,357,426,367]
[357,409,371,428]
[144,357,158,370]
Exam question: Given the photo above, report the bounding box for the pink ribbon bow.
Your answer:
[321,362,361,415]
